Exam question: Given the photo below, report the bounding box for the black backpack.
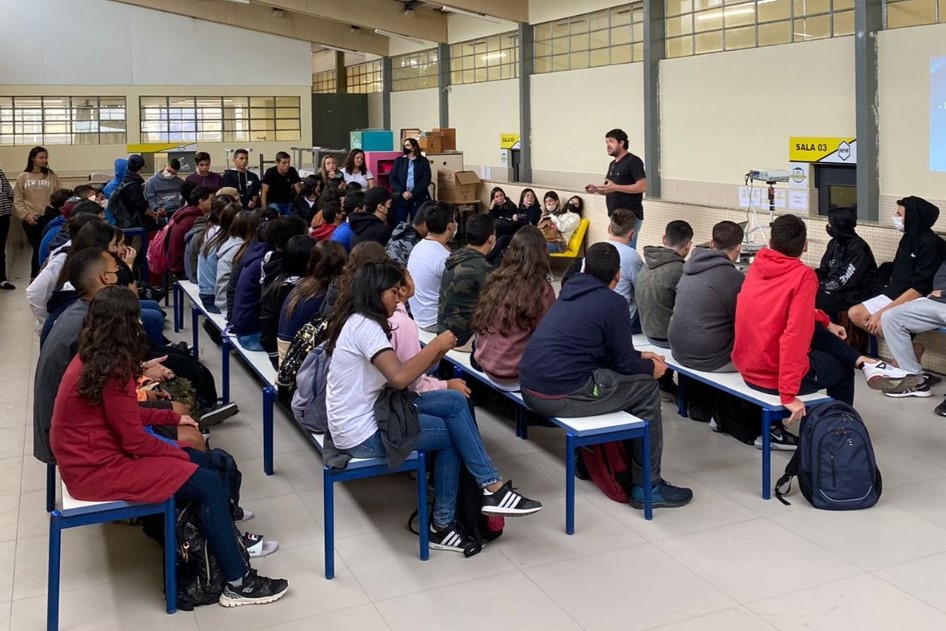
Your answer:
[108,182,140,229]
[775,401,882,510]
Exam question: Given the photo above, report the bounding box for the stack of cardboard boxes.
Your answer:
[400,127,482,204]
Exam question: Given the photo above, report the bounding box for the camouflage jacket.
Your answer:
[437,247,492,345]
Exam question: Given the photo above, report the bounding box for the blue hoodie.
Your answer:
[519,273,654,396]
[103,158,128,198]
[229,246,272,336]
[39,215,67,266]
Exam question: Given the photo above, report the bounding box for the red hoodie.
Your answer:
[732,247,830,404]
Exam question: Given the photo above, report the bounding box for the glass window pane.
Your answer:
[886,0,937,27]
[794,0,830,15]
[612,24,632,45]
[535,40,552,56]
[667,34,694,56]
[793,14,831,39]
[552,54,569,71]
[726,24,756,48]
[725,2,756,26]
[534,24,551,40]
[589,10,610,30]
[613,44,633,64]
[694,0,723,10]
[534,57,551,73]
[695,29,724,52]
[833,9,854,35]
[570,32,589,51]
[758,0,791,21]
[551,20,569,38]
[590,29,611,48]
[834,0,854,9]
[632,22,644,42]
[612,6,633,25]
[667,15,694,36]
[570,50,589,69]
[590,47,611,67]
[758,19,792,44]
[552,36,569,54]
[695,9,724,31]
[665,0,693,16]
[632,41,644,60]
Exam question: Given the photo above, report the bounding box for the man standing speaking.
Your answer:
[586,129,647,249]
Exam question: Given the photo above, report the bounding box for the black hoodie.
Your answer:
[349,211,392,249]
[885,196,946,299]
[816,207,877,311]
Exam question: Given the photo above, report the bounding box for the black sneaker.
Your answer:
[429,522,482,557]
[481,480,543,517]
[935,397,946,417]
[629,480,694,509]
[753,426,798,451]
[199,402,239,428]
[926,373,943,386]
[884,375,933,398]
[218,569,289,607]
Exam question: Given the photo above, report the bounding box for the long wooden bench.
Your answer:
[634,343,832,499]
[416,327,654,531]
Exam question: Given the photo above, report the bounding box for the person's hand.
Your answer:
[446,378,471,397]
[143,356,175,382]
[121,245,137,267]
[651,357,668,379]
[24,214,38,226]
[433,331,457,354]
[584,184,598,194]
[177,414,199,429]
[597,180,617,194]
[145,209,158,219]
[641,351,666,363]
[157,209,167,218]
[866,310,885,336]
[931,290,942,298]
[402,191,412,200]
[784,397,806,425]
[512,214,519,222]
[827,322,847,339]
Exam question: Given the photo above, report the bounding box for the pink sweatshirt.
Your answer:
[390,303,447,393]
[473,282,555,382]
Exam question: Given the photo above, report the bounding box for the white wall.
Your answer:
[0,0,311,86]
[448,79,519,168]
[878,22,946,199]
[447,14,518,43]
[390,88,440,135]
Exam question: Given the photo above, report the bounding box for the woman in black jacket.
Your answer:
[390,138,431,225]
[518,188,542,226]
[816,206,877,313]
[259,235,314,368]
[489,187,525,239]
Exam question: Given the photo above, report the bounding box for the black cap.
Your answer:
[127,154,145,171]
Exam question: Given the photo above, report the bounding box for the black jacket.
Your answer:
[118,171,153,229]
[390,155,431,200]
[886,196,946,299]
[374,387,420,470]
[816,207,878,311]
[349,212,392,249]
[520,203,542,226]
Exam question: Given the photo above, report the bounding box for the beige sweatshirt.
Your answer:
[13,170,60,220]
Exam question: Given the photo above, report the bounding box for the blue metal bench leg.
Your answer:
[46,463,55,513]
[263,385,275,476]
[323,472,335,579]
[519,406,529,440]
[163,271,170,307]
[869,334,878,357]
[565,432,576,535]
[221,336,231,405]
[417,452,429,561]
[677,374,689,418]
[190,305,200,358]
[163,497,177,614]
[47,511,62,631]
[641,423,653,520]
[175,283,184,332]
[762,408,774,499]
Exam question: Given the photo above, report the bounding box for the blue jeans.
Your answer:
[269,202,293,216]
[547,241,565,253]
[237,332,264,351]
[345,390,500,527]
[629,216,644,250]
[140,301,166,346]
[199,293,220,314]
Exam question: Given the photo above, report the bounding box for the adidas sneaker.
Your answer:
[480,480,543,517]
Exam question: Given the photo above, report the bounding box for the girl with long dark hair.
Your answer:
[539,193,582,253]
[472,226,556,387]
[50,286,289,607]
[259,234,313,366]
[341,148,375,189]
[213,209,258,312]
[324,261,542,555]
[196,202,239,313]
[518,188,542,226]
[14,146,60,278]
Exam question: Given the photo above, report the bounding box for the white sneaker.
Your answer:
[861,361,925,392]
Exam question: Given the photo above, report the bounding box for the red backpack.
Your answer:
[146,219,176,276]
[581,441,634,503]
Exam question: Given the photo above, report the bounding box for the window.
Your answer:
[312,70,337,94]
[450,32,519,85]
[139,96,301,143]
[0,96,126,146]
[533,4,644,74]
[346,60,383,93]
[391,49,439,91]
[885,0,943,28]
[665,0,856,58]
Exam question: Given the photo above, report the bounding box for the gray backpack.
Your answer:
[291,343,331,434]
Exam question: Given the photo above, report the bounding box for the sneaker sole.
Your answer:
[219,585,289,607]
[867,374,926,392]
[884,388,933,398]
[200,404,239,428]
[429,541,482,555]
[481,505,543,517]
[629,497,693,509]
[753,442,798,451]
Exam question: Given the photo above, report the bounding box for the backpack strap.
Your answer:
[774,450,800,506]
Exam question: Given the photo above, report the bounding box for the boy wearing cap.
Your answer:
[585,128,648,249]
[349,186,393,249]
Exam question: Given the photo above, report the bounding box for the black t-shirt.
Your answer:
[605,152,646,219]
[222,169,261,207]
[262,166,301,205]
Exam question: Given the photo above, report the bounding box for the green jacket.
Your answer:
[437,247,492,345]
[637,245,686,340]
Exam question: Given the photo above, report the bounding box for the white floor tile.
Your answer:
[644,606,776,630]
[875,550,946,613]
[256,604,389,631]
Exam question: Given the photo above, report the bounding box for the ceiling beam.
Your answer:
[110,0,390,56]
[440,0,528,24]
[255,0,447,43]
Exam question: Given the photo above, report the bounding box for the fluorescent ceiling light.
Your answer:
[319,44,359,54]
[441,5,502,24]
[220,0,251,4]
[374,28,427,44]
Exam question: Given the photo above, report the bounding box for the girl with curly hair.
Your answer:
[50,286,289,607]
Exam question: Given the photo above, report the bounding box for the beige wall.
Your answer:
[448,79,520,170]
[529,0,630,24]
[368,93,385,129]
[878,22,946,200]
[660,37,856,186]
[391,88,440,135]
[447,14,517,42]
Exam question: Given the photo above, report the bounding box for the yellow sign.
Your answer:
[500,134,520,149]
[126,142,195,153]
[789,137,857,164]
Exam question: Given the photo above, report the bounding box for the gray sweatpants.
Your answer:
[880,297,946,374]
[522,369,663,485]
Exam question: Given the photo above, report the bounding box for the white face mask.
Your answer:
[893,216,905,232]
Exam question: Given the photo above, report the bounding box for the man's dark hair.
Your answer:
[712,221,744,251]
[263,215,307,250]
[606,128,629,150]
[50,188,73,210]
[321,200,341,224]
[168,158,181,171]
[71,200,103,218]
[466,214,495,247]
[73,184,95,199]
[770,214,807,257]
[233,148,249,158]
[665,220,694,248]
[195,151,211,164]
[275,151,291,162]
[188,186,213,206]
[425,203,455,234]
[413,201,433,227]
[343,190,366,215]
[67,213,103,239]
[609,208,637,238]
[68,247,108,296]
[584,242,621,285]
[345,181,363,192]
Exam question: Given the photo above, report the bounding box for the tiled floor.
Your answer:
[7,249,946,631]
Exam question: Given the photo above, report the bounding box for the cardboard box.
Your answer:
[438,169,481,203]
[419,134,443,154]
[432,127,457,151]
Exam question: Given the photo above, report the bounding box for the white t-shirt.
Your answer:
[407,238,450,328]
[608,240,644,322]
[342,168,374,189]
[325,313,392,449]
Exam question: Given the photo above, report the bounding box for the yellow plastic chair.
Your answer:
[550,218,590,259]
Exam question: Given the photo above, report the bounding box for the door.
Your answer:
[310,94,369,150]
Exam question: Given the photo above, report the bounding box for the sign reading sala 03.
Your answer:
[789,137,857,164]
